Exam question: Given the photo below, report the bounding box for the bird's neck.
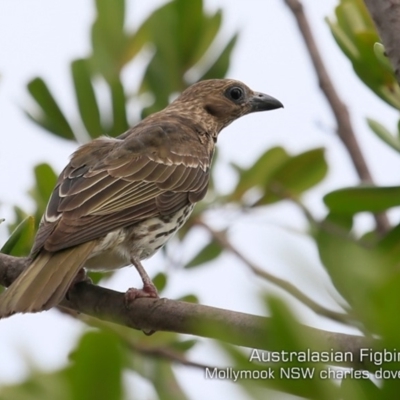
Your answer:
[161,103,225,137]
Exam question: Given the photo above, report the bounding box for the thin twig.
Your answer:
[196,219,351,325]
[284,0,390,235]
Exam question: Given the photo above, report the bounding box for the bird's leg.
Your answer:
[125,257,159,302]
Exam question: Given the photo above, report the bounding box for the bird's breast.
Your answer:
[85,204,195,271]
[126,204,195,259]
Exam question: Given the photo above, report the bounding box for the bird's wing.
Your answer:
[32,122,212,253]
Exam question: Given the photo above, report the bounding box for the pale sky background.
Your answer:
[0,1,399,399]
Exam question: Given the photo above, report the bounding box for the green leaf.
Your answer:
[137,0,236,119]
[201,34,238,80]
[175,0,203,68]
[138,1,184,105]
[188,10,222,69]
[28,163,58,216]
[1,216,35,256]
[153,272,167,292]
[33,163,57,203]
[71,59,103,138]
[377,223,400,267]
[222,297,339,399]
[95,0,124,37]
[122,22,149,65]
[6,163,57,256]
[0,370,69,400]
[397,119,400,138]
[185,240,223,268]
[26,78,75,140]
[367,118,400,153]
[67,331,123,400]
[109,78,129,136]
[368,225,400,342]
[258,148,328,204]
[324,186,400,215]
[7,206,29,231]
[326,16,359,60]
[87,271,113,284]
[328,0,400,110]
[91,0,126,82]
[325,212,353,232]
[340,373,381,400]
[177,294,199,303]
[373,42,394,73]
[369,274,400,345]
[151,361,189,400]
[230,147,290,202]
[381,362,400,398]
[170,339,198,352]
[336,0,373,36]
[315,216,385,321]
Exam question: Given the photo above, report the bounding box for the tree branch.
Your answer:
[283,0,390,235]
[363,0,400,85]
[0,252,375,370]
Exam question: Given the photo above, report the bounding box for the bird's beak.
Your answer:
[249,92,283,112]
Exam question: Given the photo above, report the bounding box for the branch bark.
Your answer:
[284,0,390,235]
[0,252,375,371]
[363,0,400,85]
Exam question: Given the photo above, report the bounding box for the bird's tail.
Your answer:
[0,241,97,318]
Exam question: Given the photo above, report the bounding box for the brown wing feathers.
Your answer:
[35,122,210,254]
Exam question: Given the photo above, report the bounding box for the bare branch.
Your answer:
[363,0,400,85]
[0,251,373,370]
[283,0,390,235]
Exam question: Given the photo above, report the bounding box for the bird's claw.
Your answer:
[124,283,159,304]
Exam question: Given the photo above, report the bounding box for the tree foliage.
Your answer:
[2,0,400,399]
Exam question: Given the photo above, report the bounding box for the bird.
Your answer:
[0,79,282,317]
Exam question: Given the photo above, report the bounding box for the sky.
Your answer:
[0,1,399,399]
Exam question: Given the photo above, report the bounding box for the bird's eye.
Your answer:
[225,86,245,102]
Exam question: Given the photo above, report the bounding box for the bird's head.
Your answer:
[168,79,283,133]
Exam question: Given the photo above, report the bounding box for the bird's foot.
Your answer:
[124,282,159,335]
[124,282,159,303]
